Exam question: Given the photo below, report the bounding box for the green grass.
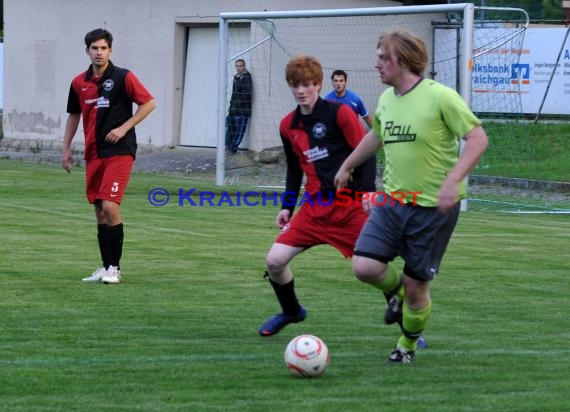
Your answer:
[373,121,570,183]
[1,159,569,411]
[475,121,570,181]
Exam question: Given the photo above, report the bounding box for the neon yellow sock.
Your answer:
[375,264,401,295]
[398,300,432,351]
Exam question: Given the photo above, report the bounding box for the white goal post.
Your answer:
[216,3,528,193]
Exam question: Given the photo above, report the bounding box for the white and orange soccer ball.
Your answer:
[284,334,330,378]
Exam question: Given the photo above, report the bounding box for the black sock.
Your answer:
[268,275,301,316]
[97,224,110,269]
[108,223,124,270]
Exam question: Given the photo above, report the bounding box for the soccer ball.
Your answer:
[284,334,330,378]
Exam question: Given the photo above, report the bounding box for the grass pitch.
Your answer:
[0,159,569,411]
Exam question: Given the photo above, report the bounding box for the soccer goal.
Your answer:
[216,3,529,190]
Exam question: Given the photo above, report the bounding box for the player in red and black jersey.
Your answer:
[258,54,377,336]
[61,28,155,284]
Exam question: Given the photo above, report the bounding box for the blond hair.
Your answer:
[377,30,428,76]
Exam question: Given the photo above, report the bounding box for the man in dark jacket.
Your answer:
[225,59,252,154]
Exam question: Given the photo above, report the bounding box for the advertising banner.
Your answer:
[472,28,570,115]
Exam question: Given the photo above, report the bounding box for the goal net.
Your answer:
[217,4,569,213]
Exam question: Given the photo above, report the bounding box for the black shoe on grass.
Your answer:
[258,306,307,336]
[384,295,403,325]
[387,347,415,364]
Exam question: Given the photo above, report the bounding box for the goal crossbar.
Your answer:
[216,3,476,186]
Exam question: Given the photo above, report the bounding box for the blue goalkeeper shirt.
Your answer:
[324,89,369,119]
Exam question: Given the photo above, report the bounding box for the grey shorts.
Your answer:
[354,202,460,281]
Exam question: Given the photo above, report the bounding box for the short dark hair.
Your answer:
[85,28,113,48]
[331,69,347,80]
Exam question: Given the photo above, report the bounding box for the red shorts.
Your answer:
[85,155,134,204]
[275,200,369,258]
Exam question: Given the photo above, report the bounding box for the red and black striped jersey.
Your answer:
[67,61,153,160]
[279,97,376,212]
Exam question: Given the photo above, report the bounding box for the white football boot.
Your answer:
[82,267,106,283]
[102,266,122,284]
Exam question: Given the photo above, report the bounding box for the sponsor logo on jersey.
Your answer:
[382,121,416,143]
[303,146,329,163]
[85,96,110,108]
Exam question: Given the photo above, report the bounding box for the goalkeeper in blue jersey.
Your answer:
[335,30,489,363]
[324,69,373,129]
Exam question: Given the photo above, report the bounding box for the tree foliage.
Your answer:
[479,0,564,22]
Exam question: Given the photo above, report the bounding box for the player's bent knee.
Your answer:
[265,244,302,273]
[265,254,288,273]
[402,276,431,307]
[352,256,385,283]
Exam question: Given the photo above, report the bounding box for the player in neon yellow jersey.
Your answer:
[335,29,489,363]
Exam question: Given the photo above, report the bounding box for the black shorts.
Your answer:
[354,202,460,281]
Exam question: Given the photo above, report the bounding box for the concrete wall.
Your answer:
[0,42,3,110]
[1,0,403,153]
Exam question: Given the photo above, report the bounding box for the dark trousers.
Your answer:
[225,115,249,153]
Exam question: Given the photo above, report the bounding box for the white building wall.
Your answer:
[0,42,3,110]
[1,0,402,152]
